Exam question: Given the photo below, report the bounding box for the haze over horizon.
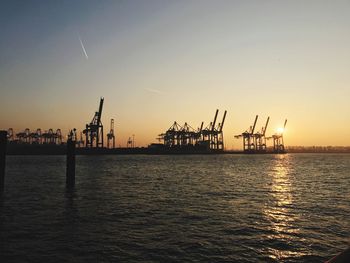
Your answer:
[1,0,350,149]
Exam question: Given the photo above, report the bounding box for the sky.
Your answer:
[1,0,350,148]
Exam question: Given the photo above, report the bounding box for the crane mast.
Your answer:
[83,97,104,148]
[107,118,115,148]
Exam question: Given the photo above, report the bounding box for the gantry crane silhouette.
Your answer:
[83,97,104,148]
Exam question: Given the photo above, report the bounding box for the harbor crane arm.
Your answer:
[219,110,227,132]
[199,122,204,132]
[251,115,258,135]
[96,97,104,125]
[263,117,270,136]
[211,109,219,131]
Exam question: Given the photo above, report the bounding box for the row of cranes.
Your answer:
[158,109,227,151]
[5,98,287,153]
[79,100,230,151]
[158,111,286,153]
[6,128,63,145]
[234,115,287,153]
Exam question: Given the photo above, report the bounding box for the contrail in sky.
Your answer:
[144,88,163,94]
[78,34,88,60]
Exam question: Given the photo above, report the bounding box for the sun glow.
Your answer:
[277,127,285,134]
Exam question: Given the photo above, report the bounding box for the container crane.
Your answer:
[83,97,104,148]
[16,128,30,144]
[216,110,227,150]
[29,129,42,144]
[201,109,226,150]
[255,117,270,152]
[235,115,258,153]
[269,119,287,153]
[107,118,115,148]
[76,131,84,147]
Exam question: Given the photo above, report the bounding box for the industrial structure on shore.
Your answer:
[6,128,63,145]
[83,97,105,148]
[234,115,287,154]
[5,97,287,154]
[157,109,227,151]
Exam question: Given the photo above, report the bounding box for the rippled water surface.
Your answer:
[1,154,349,262]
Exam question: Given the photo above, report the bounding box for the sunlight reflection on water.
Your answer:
[263,155,310,261]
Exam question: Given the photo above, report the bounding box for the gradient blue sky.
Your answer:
[1,0,350,148]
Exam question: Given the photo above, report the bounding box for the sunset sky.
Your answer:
[1,0,350,148]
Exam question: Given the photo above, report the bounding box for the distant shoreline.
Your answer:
[4,143,350,155]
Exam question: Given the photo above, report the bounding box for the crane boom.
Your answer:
[219,110,227,132]
[199,122,204,132]
[211,109,219,131]
[96,97,104,124]
[284,119,287,129]
[263,117,270,136]
[251,115,258,135]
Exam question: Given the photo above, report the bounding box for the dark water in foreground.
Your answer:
[1,154,349,262]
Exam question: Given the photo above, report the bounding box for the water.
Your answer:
[1,154,349,262]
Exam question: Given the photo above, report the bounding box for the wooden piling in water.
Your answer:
[0,130,7,193]
[66,138,75,188]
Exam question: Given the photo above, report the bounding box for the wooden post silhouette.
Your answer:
[66,138,75,188]
[0,131,7,193]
